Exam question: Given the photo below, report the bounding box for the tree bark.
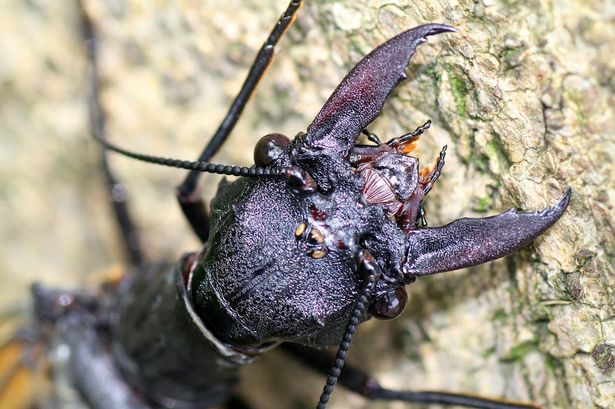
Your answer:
[0,0,613,408]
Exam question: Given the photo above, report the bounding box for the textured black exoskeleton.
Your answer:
[19,2,570,409]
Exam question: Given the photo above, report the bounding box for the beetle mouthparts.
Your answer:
[403,188,572,277]
[349,122,445,232]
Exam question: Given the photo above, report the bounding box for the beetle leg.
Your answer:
[225,395,255,409]
[404,189,571,277]
[360,119,432,152]
[416,205,428,227]
[80,2,144,266]
[362,129,382,145]
[176,0,303,242]
[57,313,150,409]
[413,144,446,227]
[101,155,145,266]
[283,344,541,409]
[386,119,432,154]
[420,144,447,196]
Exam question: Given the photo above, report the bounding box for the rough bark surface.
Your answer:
[0,1,613,408]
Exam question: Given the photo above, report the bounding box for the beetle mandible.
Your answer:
[8,1,571,409]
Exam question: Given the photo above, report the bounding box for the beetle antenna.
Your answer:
[91,128,287,178]
[82,3,287,179]
[316,251,379,409]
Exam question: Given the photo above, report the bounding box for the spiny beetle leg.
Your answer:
[362,129,382,146]
[413,145,447,227]
[386,119,432,153]
[404,189,572,277]
[176,0,303,242]
[176,187,211,243]
[360,119,431,151]
[421,144,447,196]
[283,344,542,409]
[80,1,144,266]
[102,160,144,266]
[417,205,428,227]
[225,395,255,409]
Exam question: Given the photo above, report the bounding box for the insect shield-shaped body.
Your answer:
[85,14,570,409]
[189,25,449,349]
[188,24,570,353]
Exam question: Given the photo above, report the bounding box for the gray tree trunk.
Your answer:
[0,0,613,408]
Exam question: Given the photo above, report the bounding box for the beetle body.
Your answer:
[7,3,572,409]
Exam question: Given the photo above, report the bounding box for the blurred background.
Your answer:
[1,0,613,408]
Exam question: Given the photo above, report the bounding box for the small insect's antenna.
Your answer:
[316,251,379,409]
[387,119,432,146]
[81,3,287,179]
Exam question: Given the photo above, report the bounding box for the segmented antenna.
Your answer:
[91,130,286,177]
[316,269,377,409]
[388,119,432,146]
[83,9,287,179]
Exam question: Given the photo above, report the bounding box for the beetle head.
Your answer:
[190,139,406,347]
[190,24,570,350]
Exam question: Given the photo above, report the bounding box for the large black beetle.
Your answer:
[20,1,570,409]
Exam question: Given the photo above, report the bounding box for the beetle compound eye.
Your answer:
[369,287,408,320]
[254,133,291,166]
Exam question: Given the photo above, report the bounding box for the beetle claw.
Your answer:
[403,188,572,277]
[300,24,456,168]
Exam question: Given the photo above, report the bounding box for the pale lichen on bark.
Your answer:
[0,0,613,408]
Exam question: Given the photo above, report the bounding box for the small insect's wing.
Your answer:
[403,189,571,276]
[302,24,456,157]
